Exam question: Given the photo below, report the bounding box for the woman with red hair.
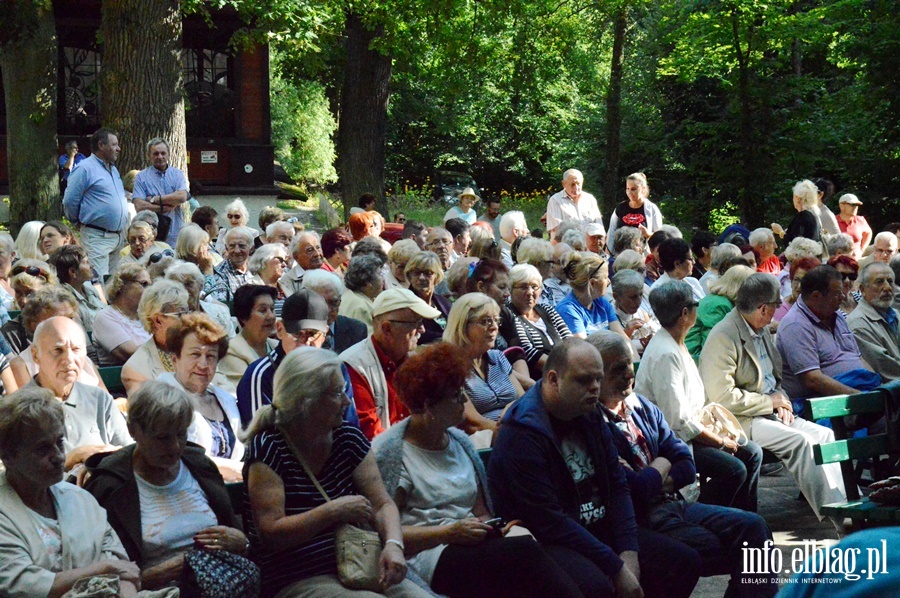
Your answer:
[372,342,580,597]
[348,211,382,241]
[773,256,821,324]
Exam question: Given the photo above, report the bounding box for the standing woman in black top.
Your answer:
[775,179,822,245]
[605,172,664,254]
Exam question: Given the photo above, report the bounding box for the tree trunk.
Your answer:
[0,1,61,234]
[602,6,628,217]
[99,0,186,176]
[336,12,392,219]
[731,11,756,225]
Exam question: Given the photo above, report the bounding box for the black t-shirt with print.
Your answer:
[550,415,606,527]
[614,201,647,229]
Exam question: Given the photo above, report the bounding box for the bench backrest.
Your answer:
[99,365,125,395]
[808,390,886,501]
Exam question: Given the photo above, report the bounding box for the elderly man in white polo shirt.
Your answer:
[546,168,604,239]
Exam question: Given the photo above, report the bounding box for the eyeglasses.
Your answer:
[389,318,424,329]
[162,309,191,318]
[840,272,858,282]
[687,301,700,309]
[470,316,501,328]
[396,217,407,223]
[129,236,150,245]
[148,249,175,264]
[227,214,242,220]
[130,279,152,288]
[10,265,49,279]
[286,216,300,224]
[513,283,542,292]
[291,329,326,343]
[763,299,782,309]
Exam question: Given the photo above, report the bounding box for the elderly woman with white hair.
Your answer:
[0,387,142,598]
[204,225,255,302]
[443,293,525,435]
[777,236,823,298]
[698,242,742,294]
[248,242,289,316]
[611,268,659,359]
[515,238,557,307]
[92,263,153,365]
[85,381,251,590]
[175,223,220,282]
[214,198,258,254]
[772,179,821,245]
[120,220,168,265]
[385,239,420,290]
[684,264,755,360]
[241,347,424,598]
[749,227,780,274]
[339,253,385,334]
[121,279,192,396]
[507,264,572,377]
[165,261,235,338]
[825,233,855,259]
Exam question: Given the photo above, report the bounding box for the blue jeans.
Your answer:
[693,440,762,512]
[648,501,777,597]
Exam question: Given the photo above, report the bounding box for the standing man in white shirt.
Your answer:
[546,169,604,239]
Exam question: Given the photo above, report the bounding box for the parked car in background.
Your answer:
[432,170,482,205]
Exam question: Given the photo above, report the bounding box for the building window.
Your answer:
[60,47,102,134]
[183,48,235,138]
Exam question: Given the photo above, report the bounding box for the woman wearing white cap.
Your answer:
[605,172,664,254]
[443,187,479,225]
[836,194,872,260]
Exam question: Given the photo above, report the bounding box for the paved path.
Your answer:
[693,468,838,597]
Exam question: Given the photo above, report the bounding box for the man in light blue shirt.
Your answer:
[132,137,189,246]
[63,128,129,276]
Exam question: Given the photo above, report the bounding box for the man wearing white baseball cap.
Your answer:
[836,193,872,260]
[585,221,607,256]
[341,288,441,439]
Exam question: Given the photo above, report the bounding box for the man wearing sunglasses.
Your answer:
[132,137,189,246]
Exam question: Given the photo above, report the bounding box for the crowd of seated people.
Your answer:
[3,154,898,596]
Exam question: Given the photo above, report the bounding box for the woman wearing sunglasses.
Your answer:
[2,260,58,354]
[92,264,153,366]
[248,243,289,317]
[120,220,169,265]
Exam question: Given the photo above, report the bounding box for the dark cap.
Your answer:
[281,288,329,333]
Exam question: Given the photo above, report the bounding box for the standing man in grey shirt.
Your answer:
[477,197,503,242]
[132,137,190,246]
[26,317,132,474]
[63,128,130,276]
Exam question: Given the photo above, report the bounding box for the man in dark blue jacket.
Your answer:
[590,330,777,597]
[489,338,699,598]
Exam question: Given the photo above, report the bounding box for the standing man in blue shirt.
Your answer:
[132,137,189,246]
[58,140,86,195]
[63,128,129,277]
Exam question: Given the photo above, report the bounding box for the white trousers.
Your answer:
[747,415,846,519]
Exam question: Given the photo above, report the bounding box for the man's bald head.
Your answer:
[32,317,87,393]
[33,316,87,351]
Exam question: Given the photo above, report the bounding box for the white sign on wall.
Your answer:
[200,151,218,164]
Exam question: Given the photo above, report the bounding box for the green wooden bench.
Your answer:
[7,310,20,320]
[809,390,900,526]
[98,365,125,396]
[478,448,492,470]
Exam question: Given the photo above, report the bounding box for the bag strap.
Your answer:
[278,427,331,503]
